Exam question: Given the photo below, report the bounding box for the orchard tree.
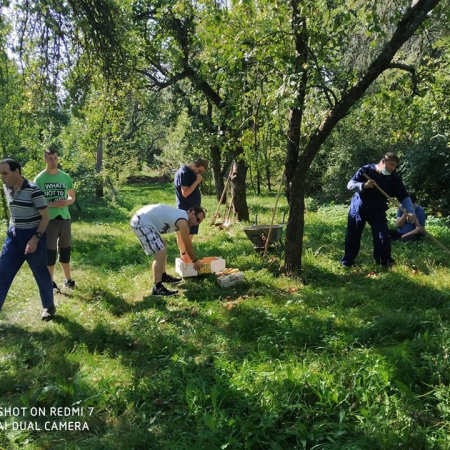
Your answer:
[282,0,446,274]
[4,0,449,275]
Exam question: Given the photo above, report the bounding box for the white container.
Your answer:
[175,256,226,278]
[217,272,244,288]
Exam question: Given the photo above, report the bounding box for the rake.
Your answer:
[363,173,450,256]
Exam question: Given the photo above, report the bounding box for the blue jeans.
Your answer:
[0,227,54,311]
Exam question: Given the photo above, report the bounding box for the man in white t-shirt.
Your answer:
[130,204,205,296]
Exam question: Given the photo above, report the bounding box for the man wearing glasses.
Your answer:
[130,204,205,296]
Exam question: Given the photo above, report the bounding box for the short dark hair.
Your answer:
[188,205,206,217]
[407,192,417,203]
[193,158,208,169]
[381,152,400,165]
[44,148,58,156]
[0,158,22,174]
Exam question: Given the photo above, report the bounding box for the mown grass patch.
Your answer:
[1,182,450,449]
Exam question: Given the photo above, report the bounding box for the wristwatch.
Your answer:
[34,232,43,239]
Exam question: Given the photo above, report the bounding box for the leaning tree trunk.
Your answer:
[230,147,249,221]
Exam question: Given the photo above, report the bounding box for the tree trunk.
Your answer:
[96,135,104,199]
[265,130,272,192]
[284,175,306,275]
[230,147,249,221]
[256,166,261,195]
[284,0,308,273]
[265,164,271,192]
[210,143,224,201]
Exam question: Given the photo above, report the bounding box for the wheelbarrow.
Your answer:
[243,212,286,252]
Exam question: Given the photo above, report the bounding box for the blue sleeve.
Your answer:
[180,171,190,187]
[175,166,192,186]
[174,168,182,188]
[347,166,367,193]
[416,206,426,227]
[400,197,415,214]
[347,178,365,193]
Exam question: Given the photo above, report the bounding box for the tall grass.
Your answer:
[1,182,450,449]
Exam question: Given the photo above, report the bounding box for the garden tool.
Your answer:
[363,173,450,256]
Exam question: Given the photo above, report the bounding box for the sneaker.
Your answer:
[52,281,61,294]
[41,307,56,321]
[64,279,76,289]
[151,284,178,296]
[162,273,182,284]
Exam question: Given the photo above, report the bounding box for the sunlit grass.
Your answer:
[1,181,450,449]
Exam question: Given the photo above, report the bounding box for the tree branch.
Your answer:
[136,68,190,90]
[301,0,441,172]
[387,62,419,94]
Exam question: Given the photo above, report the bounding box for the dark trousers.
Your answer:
[0,227,54,311]
[342,202,392,266]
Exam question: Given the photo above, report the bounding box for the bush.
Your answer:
[402,134,450,216]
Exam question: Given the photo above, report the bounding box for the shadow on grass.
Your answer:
[72,233,146,269]
[3,193,450,449]
[1,261,448,450]
[0,320,174,449]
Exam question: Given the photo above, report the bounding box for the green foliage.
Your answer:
[1,182,450,448]
[402,134,450,216]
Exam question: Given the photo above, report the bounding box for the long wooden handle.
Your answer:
[363,172,422,227]
[263,169,285,258]
[363,173,404,210]
[210,172,231,225]
[362,173,450,256]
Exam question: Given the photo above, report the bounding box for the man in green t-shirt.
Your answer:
[34,148,76,292]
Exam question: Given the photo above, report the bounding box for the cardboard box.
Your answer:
[217,271,244,288]
[175,256,226,278]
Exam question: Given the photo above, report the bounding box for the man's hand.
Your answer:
[196,173,203,183]
[193,260,203,270]
[50,199,66,208]
[363,179,376,189]
[177,220,199,263]
[181,253,191,263]
[406,213,417,223]
[25,236,38,254]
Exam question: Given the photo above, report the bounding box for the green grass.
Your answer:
[1,182,450,449]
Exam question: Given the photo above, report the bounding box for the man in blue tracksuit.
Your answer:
[341,152,416,267]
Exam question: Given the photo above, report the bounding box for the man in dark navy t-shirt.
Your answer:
[174,158,208,261]
[341,152,416,268]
